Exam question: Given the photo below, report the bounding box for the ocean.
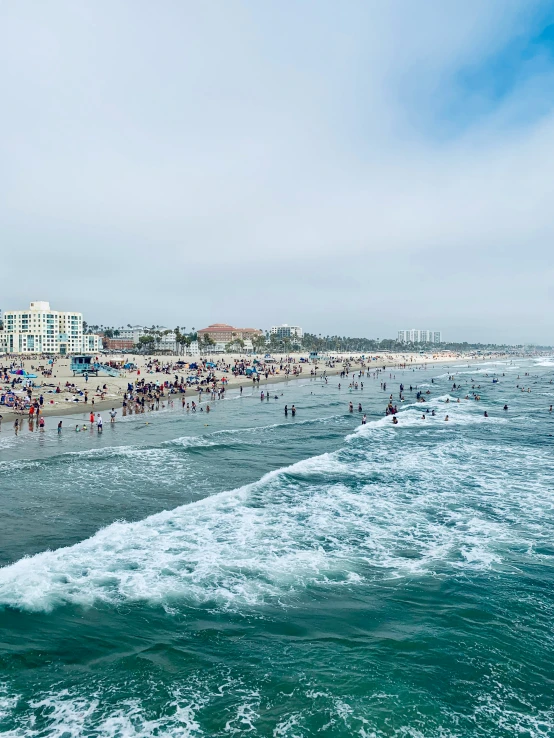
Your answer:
[0,359,553,737]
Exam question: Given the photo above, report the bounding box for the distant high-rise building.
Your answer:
[397,329,442,344]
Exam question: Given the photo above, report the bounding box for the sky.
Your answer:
[1,1,554,344]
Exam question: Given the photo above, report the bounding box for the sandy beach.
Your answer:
[0,350,514,425]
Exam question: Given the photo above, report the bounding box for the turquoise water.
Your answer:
[1,360,553,737]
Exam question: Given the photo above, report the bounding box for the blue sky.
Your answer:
[1,1,554,342]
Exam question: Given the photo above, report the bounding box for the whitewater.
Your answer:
[0,359,553,736]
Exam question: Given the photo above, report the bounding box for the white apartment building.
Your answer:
[397,329,442,344]
[82,333,104,353]
[1,301,102,355]
[270,324,303,340]
[116,326,146,343]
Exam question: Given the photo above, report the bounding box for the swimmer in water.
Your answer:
[484,411,488,417]
[445,415,449,421]
[392,416,398,424]
[362,414,367,424]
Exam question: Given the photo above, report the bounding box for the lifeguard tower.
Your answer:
[71,355,98,376]
[70,355,121,377]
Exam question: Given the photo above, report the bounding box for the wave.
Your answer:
[0,415,349,475]
[1,414,549,614]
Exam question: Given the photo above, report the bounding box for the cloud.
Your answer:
[1,1,553,342]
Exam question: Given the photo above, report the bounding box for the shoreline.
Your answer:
[0,353,515,425]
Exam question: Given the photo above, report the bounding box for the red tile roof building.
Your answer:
[197,324,262,342]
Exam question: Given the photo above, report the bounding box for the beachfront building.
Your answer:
[0,301,103,355]
[270,324,303,340]
[102,337,135,351]
[398,329,442,344]
[116,326,146,343]
[198,323,263,343]
[82,333,104,353]
[160,334,200,356]
[187,340,200,357]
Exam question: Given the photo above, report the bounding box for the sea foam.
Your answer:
[1,414,550,614]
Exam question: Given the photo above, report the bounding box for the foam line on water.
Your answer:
[1,421,552,614]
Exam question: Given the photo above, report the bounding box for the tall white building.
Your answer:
[270,324,303,340]
[397,329,442,344]
[0,301,102,355]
